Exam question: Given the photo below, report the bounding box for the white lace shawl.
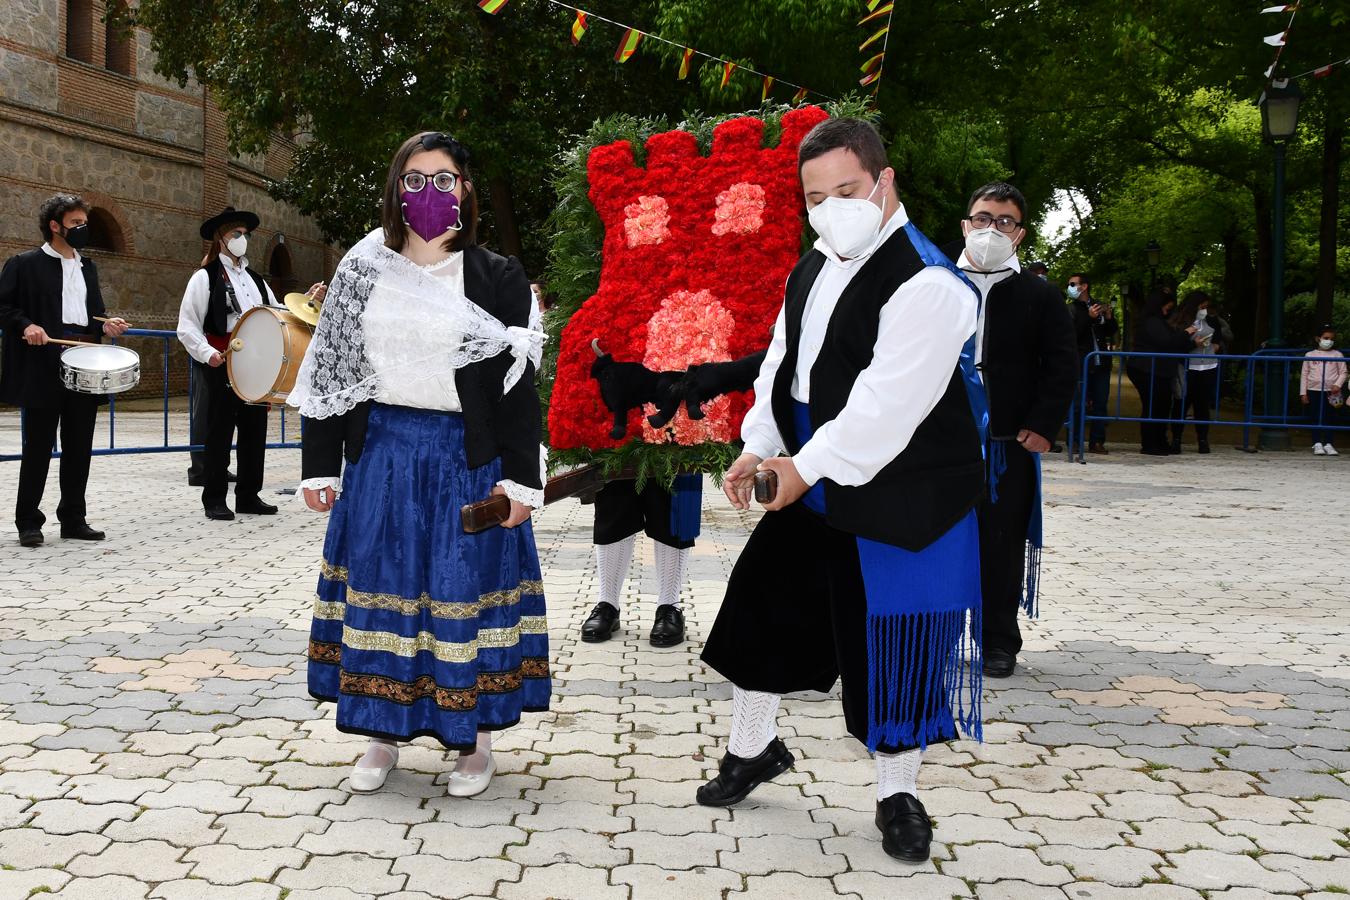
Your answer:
[288,228,545,420]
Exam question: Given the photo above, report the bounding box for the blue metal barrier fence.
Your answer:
[1073,348,1347,462]
[0,327,301,461]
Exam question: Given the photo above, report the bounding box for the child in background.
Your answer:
[1301,325,1346,456]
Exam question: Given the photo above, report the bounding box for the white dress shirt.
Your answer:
[298,252,546,508]
[740,204,977,488]
[176,254,276,364]
[955,249,1019,367]
[41,242,88,327]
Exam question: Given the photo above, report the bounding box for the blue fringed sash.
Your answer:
[668,472,703,542]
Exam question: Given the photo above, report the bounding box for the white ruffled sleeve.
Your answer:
[495,444,547,509]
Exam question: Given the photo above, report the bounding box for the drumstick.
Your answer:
[93,316,130,325]
[46,338,101,348]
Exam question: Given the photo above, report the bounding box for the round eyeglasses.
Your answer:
[400,170,460,194]
[965,213,1023,234]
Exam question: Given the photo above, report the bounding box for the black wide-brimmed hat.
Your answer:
[200,207,260,241]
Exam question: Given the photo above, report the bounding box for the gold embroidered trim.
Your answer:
[313,585,532,621]
[520,579,544,595]
[320,560,348,582]
[340,626,494,663]
[518,616,547,634]
[313,600,345,621]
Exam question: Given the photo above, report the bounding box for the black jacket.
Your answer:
[0,248,107,409]
[773,225,984,552]
[301,244,542,489]
[1070,297,1118,370]
[940,248,1079,441]
[1129,312,1195,374]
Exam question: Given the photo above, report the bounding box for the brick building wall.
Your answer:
[0,0,338,399]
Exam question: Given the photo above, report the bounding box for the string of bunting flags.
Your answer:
[1290,53,1350,80]
[1260,3,1299,80]
[476,0,833,103]
[858,0,895,92]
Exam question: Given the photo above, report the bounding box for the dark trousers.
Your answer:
[978,440,1037,657]
[200,364,267,508]
[187,360,212,477]
[1307,390,1341,446]
[1171,367,1218,445]
[15,391,99,532]
[1127,366,1174,453]
[1086,364,1112,444]
[592,478,693,549]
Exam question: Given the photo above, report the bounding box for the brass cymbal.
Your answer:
[283,291,322,326]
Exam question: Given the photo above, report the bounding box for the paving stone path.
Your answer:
[0,412,1347,899]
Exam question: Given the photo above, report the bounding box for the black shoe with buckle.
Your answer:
[649,604,685,647]
[204,505,235,521]
[876,792,933,863]
[60,522,105,541]
[581,602,620,643]
[18,529,43,548]
[983,647,1016,678]
[235,496,278,515]
[696,738,795,807]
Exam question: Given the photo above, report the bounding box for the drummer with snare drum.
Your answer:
[0,193,129,547]
[176,207,325,521]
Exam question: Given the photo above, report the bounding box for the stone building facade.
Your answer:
[0,0,335,338]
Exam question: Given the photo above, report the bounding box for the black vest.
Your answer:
[202,258,270,337]
[771,226,985,551]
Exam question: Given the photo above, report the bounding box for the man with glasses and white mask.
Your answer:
[697,118,987,864]
[948,182,1077,680]
[178,207,325,520]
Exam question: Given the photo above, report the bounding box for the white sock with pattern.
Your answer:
[875,748,923,800]
[357,738,398,770]
[453,730,493,776]
[654,541,689,609]
[595,534,636,610]
[728,687,780,759]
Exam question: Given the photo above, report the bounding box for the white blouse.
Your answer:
[299,252,545,509]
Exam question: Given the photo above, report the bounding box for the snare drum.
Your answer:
[60,344,141,395]
[226,306,312,405]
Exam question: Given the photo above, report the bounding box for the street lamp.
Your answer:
[1258,77,1303,451]
[1144,240,1161,287]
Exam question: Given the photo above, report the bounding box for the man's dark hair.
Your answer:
[1027,260,1048,274]
[798,118,889,179]
[39,194,88,242]
[1069,272,1090,287]
[966,181,1027,222]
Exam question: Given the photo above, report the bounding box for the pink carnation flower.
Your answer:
[711,182,766,236]
[641,291,737,445]
[623,195,672,247]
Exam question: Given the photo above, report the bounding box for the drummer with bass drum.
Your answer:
[0,193,130,547]
[176,207,325,521]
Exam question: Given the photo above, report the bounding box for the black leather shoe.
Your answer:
[649,604,685,647]
[876,792,933,863]
[581,603,620,643]
[1197,441,1211,454]
[60,523,105,541]
[984,647,1016,678]
[235,497,278,515]
[187,473,205,487]
[696,738,795,807]
[18,529,43,548]
[204,505,235,521]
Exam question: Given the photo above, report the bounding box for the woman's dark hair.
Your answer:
[39,194,89,242]
[1170,290,1210,329]
[381,131,478,253]
[1316,322,1336,337]
[1143,288,1174,318]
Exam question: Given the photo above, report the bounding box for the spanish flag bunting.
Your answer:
[678,47,695,79]
[860,25,888,52]
[1263,31,1287,46]
[859,3,893,26]
[860,51,885,74]
[867,0,886,10]
[1261,4,1295,11]
[1313,63,1334,78]
[570,11,588,45]
[860,69,881,88]
[615,28,643,63]
[792,86,808,103]
[761,75,775,102]
[477,0,508,12]
[721,61,737,89]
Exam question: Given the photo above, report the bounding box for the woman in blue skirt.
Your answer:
[290,131,549,797]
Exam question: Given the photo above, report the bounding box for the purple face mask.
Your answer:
[401,189,461,243]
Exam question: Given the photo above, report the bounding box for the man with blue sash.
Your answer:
[948,183,1078,679]
[698,118,986,864]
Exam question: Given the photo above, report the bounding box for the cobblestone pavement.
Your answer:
[0,412,1347,899]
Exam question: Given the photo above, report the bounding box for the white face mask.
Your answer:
[226,234,249,258]
[807,177,884,259]
[1067,284,1082,300]
[1320,338,1335,350]
[1197,309,1208,321]
[963,227,1016,272]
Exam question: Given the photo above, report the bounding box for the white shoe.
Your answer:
[1313,443,1326,455]
[446,752,496,797]
[1326,445,1339,456]
[349,742,398,793]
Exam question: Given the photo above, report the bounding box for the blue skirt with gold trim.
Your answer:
[307,403,550,750]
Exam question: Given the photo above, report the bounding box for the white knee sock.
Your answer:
[653,541,689,609]
[595,535,636,609]
[875,748,923,800]
[728,687,780,758]
[357,738,398,770]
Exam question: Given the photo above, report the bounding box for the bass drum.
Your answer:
[226,306,312,405]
